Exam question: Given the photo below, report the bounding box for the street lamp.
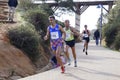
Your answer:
[97,4,103,45]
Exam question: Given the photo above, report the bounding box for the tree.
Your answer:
[18,0,37,11]
[41,0,76,16]
[103,0,120,50]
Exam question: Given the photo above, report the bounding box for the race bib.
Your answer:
[66,33,71,40]
[84,34,88,38]
[51,32,59,39]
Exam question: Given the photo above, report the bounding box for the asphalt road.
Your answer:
[18,40,120,80]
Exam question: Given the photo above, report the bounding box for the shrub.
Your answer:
[7,23,40,62]
[18,0,37,11]
[103,2,120,50]
[23,9,49,34]
[103,24,118,47]
[114,31,120,50]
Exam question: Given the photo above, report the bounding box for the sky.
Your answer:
[55,5,108,32]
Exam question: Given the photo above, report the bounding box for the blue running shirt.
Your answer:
[49,24,62,40]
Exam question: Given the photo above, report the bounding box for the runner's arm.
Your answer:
[59,25,66,40]
[70,27,80,36]
[82,30,85,38]
[44,27,50,40]
[88,30,91,36]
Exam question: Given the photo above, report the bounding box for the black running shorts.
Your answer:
[83,37,90,43]
[65,40,75,47]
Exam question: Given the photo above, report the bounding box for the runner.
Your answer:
[64,20,79,67]
[82,25,90,55]
[44,15,66,73]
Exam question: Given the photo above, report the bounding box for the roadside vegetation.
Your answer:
[7,0,51,67]
[102,0,120,51]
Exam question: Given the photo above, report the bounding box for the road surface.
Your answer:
[18,41,120,80]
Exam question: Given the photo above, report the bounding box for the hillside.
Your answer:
[0,0,52,79]
[0,23,37,80]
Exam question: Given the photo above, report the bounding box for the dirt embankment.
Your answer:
[0,0,51,78]
[0,23,50,80]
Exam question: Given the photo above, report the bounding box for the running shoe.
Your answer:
[85,51,88,55]
[68,63,71,66]
[83,48,85,52]
[61,66,65,73]
[68,59,71,65]
[74,60,77,67]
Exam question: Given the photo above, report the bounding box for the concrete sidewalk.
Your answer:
[18,41,120,80]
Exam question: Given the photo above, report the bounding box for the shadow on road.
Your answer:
[64,72,85,80]
[80,66,120,78]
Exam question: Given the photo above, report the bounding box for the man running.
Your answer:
[82,25,90,55]
[64,20,79,67]
[44,15,66,73]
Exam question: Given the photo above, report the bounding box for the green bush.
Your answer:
[114,31,120,50]
[18,0,37,11]
[103,24,118,47]
[23,9,49,34]
[103,1,120,50]
[7,23,40,62]
[18,0,49,37]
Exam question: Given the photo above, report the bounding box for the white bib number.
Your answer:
[84,34,88,38]
[51,32,59,39]
[66,33,71,40]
